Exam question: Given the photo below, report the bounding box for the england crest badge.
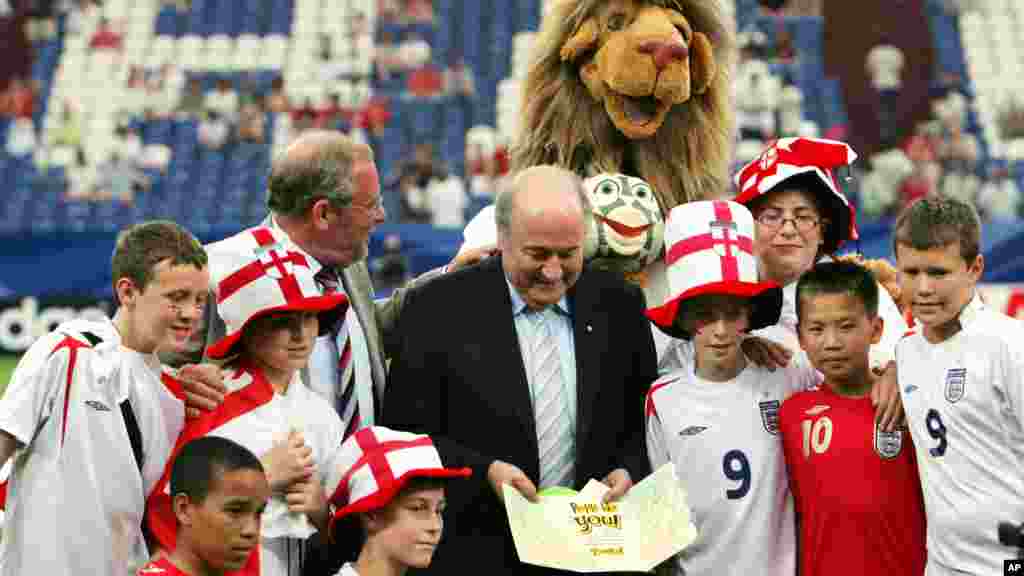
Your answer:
[944,367,967,404]
[874,422,903,459]
[759,400,780,435]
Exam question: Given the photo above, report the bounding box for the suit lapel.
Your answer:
[569,270,602,468]
[484,258,538,454]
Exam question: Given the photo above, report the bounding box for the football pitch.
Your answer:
[0,354,19,395]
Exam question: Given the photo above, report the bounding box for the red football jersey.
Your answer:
[137,557,190,576]
[779,386,926,576]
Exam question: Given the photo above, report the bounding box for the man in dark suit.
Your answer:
[383,165,658,576]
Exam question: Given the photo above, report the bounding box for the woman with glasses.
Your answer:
[659,137,907,429]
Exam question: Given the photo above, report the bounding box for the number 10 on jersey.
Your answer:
[801,416,833,459]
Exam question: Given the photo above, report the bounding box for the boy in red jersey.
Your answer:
[137,436,270,576]
[779,260,926,576]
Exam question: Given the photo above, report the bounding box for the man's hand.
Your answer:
[179,363,226,418]
[871,360,905,432]
[487,460,538,504]
[286,476,328,530]
[262,429,315,492]
[600,468,633,503]
[741,337,792,371]
[447,244,499,273]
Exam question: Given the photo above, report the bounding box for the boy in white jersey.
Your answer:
[894,196,1024,575]
[645,200,817,576]
[137,436,271,576]
[659,137,907,430]
[147,226,351,576]
[0,220,209,576]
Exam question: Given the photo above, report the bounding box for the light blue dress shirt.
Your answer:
[506,279,578,436]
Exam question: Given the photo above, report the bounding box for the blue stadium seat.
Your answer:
[460,2,483,70]
[155,5,180,36]
[269,0,293,35]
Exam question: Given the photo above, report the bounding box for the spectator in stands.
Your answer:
[177,77,205,117]
[399,172,433,224]
[267,77,291,113]
[96,151,149,204]
[443,55,476,100]
[777,81,804,137]
[977,164,1021,220]
[198,109,229,150]
[5,117,37,158]
[353,95,391,138]
[428,176,468,229]
[315,93,350,133]
[48,99,82,158]
[204,77,239,124]
[735,54,780,141]
[398,32,431,71]
[866,41,905,148]
[997,95,1024,140]
[88,17,122,50]
[292,97,318,134]
[370,234,412,296]
[238,97,266,144]
[378,0,402,23]
[406,0,434,23]
[1,76,36,120]
[111,123,143,165]
[374,31,403,82]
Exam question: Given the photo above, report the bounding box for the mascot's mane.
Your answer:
[512,0,736,212]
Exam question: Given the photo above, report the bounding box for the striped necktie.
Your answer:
[528,307,574,489]
[315,268,360,439]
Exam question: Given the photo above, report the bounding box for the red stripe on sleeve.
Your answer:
[49,336,92,449]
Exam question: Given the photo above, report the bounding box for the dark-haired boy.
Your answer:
[779,260,926,576]
[137,436,270,576]
[894,196,1024,575]
[0,220,209,575]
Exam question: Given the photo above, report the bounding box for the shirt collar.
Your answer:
[505,276,570,318]
[957,290,985,329]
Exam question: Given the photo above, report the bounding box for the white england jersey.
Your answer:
[0,318,184,576]
[897,294,1024,576]
[150,363,346,576]
[645,360,817,576]
[658,280,908,376]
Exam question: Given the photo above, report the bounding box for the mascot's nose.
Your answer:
[638,40,689,70]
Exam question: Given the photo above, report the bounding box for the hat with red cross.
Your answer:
[206,227,349,359]
[645,200,782,339]
[734,137,858,255]
[328,426,471,525]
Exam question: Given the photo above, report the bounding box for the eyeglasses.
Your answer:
[755,210,820,232]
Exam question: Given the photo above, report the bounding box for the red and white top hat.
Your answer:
[734,137,859,254]
[646,200,782,339]
[329,426,471,524]
[206,227,349,359]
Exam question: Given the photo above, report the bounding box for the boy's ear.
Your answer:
[968,254,984,282]
[173,493,194,527]
[114,277,139,307]
[870,316,884,345]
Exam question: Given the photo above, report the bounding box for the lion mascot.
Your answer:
[513,0,734,211]
[505,0,734,307]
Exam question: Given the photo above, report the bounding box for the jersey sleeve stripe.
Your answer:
[645,378,678,419]
[48,335,92,449]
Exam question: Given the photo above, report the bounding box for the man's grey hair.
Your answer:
[494,166,591,234]
[266,131,372,218]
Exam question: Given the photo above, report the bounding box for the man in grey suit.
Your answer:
[164,130,480,572]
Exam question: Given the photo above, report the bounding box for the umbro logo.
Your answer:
[904,385,919,394]
[804,405,830,416]
[679,425,708,437]
[85,400,111,412]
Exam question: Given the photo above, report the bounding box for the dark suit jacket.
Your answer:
[383,256,658,576]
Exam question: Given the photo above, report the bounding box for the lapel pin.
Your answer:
[586,324,593,333]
